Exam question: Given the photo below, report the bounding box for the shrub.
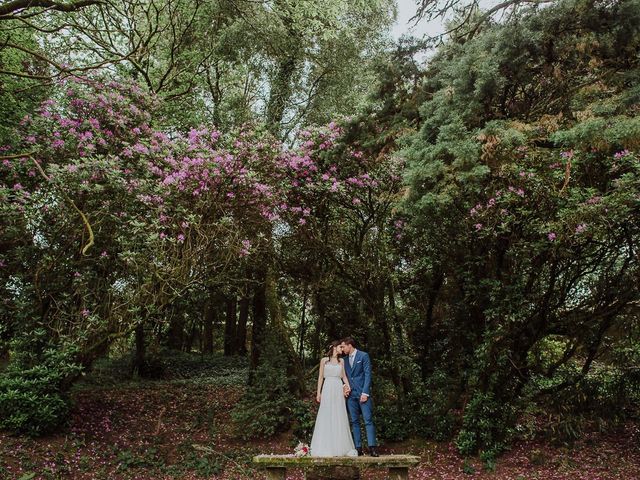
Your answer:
[455,392,513,463]
[231,334,296,439]
[0,336,82,435]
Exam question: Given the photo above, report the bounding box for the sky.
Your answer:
[391,0,446,40]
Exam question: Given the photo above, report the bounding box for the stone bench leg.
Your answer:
[265,467,286,480]
[305,466,360,479]
[388,467,409,480]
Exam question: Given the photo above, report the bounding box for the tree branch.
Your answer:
[0,0,103,19]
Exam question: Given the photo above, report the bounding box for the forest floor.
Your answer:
[2,357,640,480]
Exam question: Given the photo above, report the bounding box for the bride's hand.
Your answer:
[316,393,321,403]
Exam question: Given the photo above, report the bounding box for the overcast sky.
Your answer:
[391,0,446,40]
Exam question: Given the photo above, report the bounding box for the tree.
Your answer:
[401,0,640,456]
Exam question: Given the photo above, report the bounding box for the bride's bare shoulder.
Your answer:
[320,357,329,363]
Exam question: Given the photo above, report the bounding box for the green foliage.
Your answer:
[231,333,300,439]
[0,26,49,147]
[455,392,512,460]
[75,351,249,389]
[0,334,82,435]
[400,0,640,456]
[290,397,317,442]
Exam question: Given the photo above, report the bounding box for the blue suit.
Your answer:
[344,350,377,448]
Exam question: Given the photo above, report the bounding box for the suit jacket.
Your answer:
[344,350,372,397]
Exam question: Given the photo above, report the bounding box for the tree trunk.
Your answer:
[203,295,216,354]
[184,317,198,352]
[166,312,184,351]
[236,296,249,355]
[266,54,297,137]
[250,268,268,376]
[265,2,302,138]
[298,284,308,366]
[265,269,305,395]
[224,296,237,356]
[388,279,410,403]
[133,322,146,377]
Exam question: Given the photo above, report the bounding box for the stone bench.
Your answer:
[253,454,420,480]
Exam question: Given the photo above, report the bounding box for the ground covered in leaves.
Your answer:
[2,357,640,480]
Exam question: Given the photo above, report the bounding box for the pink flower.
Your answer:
[614,149,630,159]
[79,131,93,141]
[548,232,556,241]
[132,143,149,154]
[177,234,185,243]
[67,165,78,173]
[474,223,483,231]
[100,251,108,257]
[239,239,252,257]
[575,223,587,234]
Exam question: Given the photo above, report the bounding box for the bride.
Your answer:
[309,341,358,457]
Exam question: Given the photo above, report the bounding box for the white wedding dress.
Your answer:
[310,361,358,457]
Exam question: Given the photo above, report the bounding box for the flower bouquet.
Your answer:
[294,442,310,457]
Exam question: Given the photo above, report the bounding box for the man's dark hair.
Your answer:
[340,336,356,347]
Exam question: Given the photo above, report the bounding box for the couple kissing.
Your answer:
[309,337,378,457]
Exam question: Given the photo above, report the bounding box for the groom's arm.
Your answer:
[362,353,372,397]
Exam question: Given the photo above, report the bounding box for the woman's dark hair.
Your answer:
[324,340,342,359]
[340,336,356,348]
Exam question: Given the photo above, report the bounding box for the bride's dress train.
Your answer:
[310,362,358,457]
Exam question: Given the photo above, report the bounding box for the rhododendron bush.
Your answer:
[0,76,399,433]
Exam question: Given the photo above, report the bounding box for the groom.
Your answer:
[340,337,379,457]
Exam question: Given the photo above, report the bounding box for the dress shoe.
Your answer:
[369,446,379,457]
[356,447,363,456]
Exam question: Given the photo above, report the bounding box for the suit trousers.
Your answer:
[346,395,377,448]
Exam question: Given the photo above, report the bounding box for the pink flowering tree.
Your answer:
[0,77,300,432]
[272,121,405,356]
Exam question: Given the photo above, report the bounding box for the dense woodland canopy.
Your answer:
[1,0,639,465]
